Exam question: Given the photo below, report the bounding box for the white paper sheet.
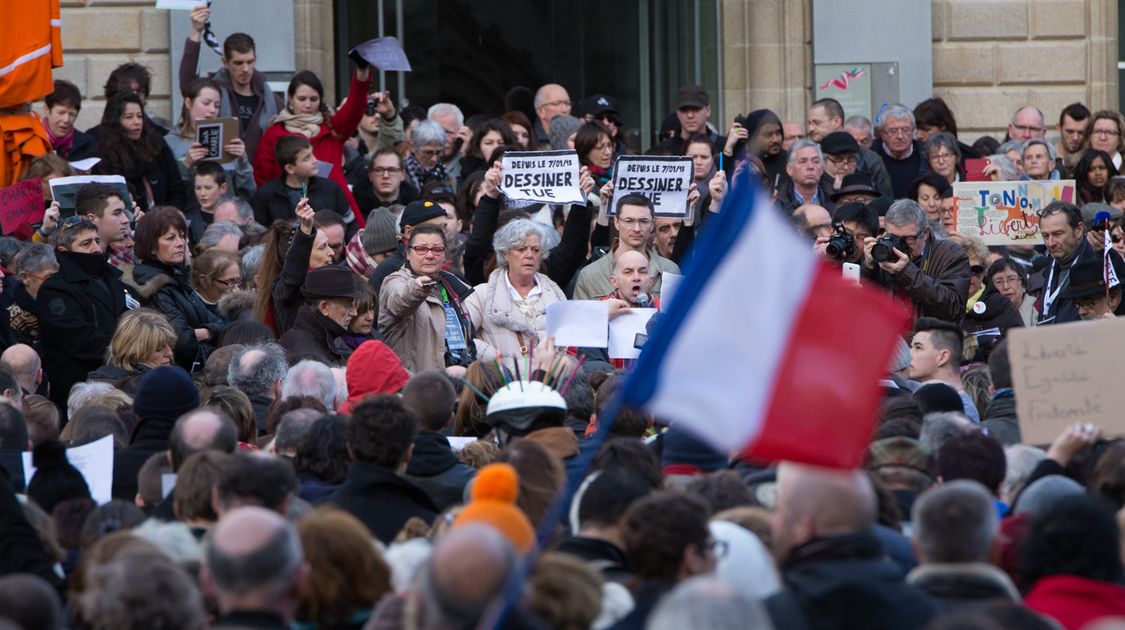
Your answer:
[660,272,682,310]
[608,308,657,359]
[23,435,115,505]
[546,301,609,348]
[68,157,101,172]
[446,437,477,452]
[155,0,205,9]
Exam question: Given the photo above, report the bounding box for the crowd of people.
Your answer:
[2,5,1125,629]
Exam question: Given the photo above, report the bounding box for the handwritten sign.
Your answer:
[348,37,412,72]
[195,117,239,162]
[500,150,584,205]
[951,180,1076,246]
[609,155,693,217]
[1009,317,1125,444]
[49,175,133,217]
[0,178,45,235]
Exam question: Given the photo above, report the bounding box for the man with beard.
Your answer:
[1029,201,1094,325]
[1055,103,1090,177]
[652,218,680,260]
[724,108,787,189]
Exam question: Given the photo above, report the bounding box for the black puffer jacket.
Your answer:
[132,261,226,371]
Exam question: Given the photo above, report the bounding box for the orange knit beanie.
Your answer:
[452,463,536,552]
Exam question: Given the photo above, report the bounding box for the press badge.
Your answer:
[125,292,141,310]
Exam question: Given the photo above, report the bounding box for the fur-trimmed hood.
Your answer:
[480,268,566,336]
[118,262,172,300]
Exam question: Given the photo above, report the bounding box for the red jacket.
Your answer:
[253,72,371,226]
[1025,575,1125,629]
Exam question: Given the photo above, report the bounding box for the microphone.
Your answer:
[635,292,651,308]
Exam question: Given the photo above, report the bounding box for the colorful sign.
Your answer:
[950,180,1076,246]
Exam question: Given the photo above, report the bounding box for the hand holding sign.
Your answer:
[500,151,585,206]
[0,179,46,236]
[609,155,694,217]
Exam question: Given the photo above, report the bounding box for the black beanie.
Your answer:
[27,440,90,514]
[739,109,782,136]
[132,366,199,424]
[913,383,965,415]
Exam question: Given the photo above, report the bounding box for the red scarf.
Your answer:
[45,125,74,158]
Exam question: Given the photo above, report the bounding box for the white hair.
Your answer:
[427,103,464,127]
[67,382,117,421]
[879,103,916,129]
[787,139,823,166]
[280,360,338,410]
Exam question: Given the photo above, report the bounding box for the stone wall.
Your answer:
[722,0,812,127]
[56,1,172,132]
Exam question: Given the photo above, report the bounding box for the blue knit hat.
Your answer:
[662,424,728,472]
[132,366,199,422]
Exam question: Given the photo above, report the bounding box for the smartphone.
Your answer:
[842,262,861,285]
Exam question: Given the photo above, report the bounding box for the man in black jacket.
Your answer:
[279,266,363,367]
[321,395,438,544]
[250,136,354,229]
[872,104,927,199]
[36,217,133,416]
[765,463,936,629]
[401,370,475,510]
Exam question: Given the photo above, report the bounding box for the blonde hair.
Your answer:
[106,308,177,370]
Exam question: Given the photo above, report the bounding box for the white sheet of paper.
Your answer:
[547,301,609,348]
[446,437,477,452]
[608,308,657,359]
[155,0,205,9]
[68,157,101,172]
[161,473,177,499]
[23,435,115,505]
[660,272,683,310]
[316,160,334,178]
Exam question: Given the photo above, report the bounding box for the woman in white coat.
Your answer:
[463,218,567,360]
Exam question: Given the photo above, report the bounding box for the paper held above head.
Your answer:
[69,157,101,172]
[23,435,115,505]
[609,308,658,359]
[609,155,694,217]
[155,0,204,9]
[0,179,46,235]
[1008,317,1125,445]
[348,37,412,72]
[546,301,609,348]
[500,150,586,206]
[49,175,133,216]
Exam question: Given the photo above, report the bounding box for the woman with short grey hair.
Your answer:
[406,119,451,191]
[924,131,962,184]
[463,218,567,360]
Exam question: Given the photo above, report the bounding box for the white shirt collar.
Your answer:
[504,270,541,300]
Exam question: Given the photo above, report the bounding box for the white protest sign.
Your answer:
[500,150,584,206]
[23,435,115,505]
[608,308,657,359]
[155,0,204,9]
[348,37,412,72]
[609,155,693,217]
[659,272,683,311]
[1009,317,1125,444]
[546,301,609,348]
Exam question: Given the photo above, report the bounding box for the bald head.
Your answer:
[610,250,654,305]
[0,344,40,393]
[773,463,876,558]
[534,83,571,133]
[1009,106,1046,141]
[426,525,515,625]
[792,204,832,239]
[213,199,247,225]
[169,409,237,471]
[206,506,304,615]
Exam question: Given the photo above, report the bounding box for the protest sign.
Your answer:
[155,0,204,9]
[950,180,1076,246]
[0,178,45,235]
[609,155,693,217]
[69,157,101,172]
[49,175,132,217]
[23,435,115,505]
[1009,317,1125,445]
[348,37,412,72]
[608,308,657,359]
[500,150,584,205]
[546,301,609,348]
[196,117,240,162]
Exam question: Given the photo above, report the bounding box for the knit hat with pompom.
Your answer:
[453,463,535,552]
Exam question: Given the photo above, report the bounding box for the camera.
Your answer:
[871,234,906,263]
[365,97,377,117]
[824,223,856,260]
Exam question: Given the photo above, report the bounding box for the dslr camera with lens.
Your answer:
[824,223,856,260]
[870,234,907,263]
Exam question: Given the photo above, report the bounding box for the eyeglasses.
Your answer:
[371,166,402,176]
[930,151,956,163]
[216,276,242,289]
[410,245,446,256]
[59,215,96,234]
[618,218,653,228]
[541,99,571,108]
[827,154,858,167]
[1093,128,1121,138]
[417,148,442,158]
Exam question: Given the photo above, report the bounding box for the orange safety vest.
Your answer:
[0,0,62,109]
[0,113,51,187]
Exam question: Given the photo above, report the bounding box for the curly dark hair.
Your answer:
[92,91,164,179]
[591,437,663,490]
[623,492,710,581]
[294,415,350,484]
[347,395,416,468]
[1019,493,1123,587]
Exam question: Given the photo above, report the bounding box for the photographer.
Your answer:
[861,199,971,323]
[813,201,878,266]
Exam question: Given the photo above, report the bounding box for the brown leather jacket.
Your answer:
[863,238,971,323]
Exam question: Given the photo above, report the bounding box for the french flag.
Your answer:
[622,166,910,469]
